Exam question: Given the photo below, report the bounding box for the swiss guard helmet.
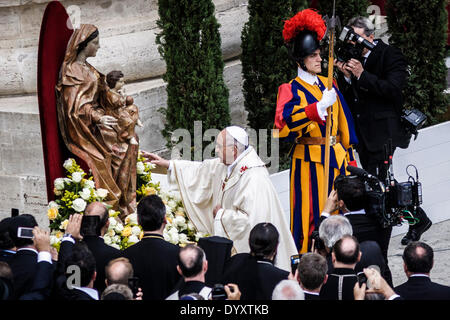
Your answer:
[283,9,327,71]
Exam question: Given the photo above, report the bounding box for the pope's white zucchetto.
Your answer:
[225,126,249,147]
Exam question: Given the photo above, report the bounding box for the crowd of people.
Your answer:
[0,191,449,301]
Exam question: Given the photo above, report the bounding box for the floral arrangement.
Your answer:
[48,158,109,250]
[48,154,206,250]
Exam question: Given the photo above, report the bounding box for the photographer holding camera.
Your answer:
[335,17,431,245]
[335,16,410,183]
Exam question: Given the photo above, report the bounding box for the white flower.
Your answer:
[195,232,203,242]
[165,205,172,215]
[136,161,145,175]
[128,235,139,244]
[147,162,156,170]
[50,235,60,246]
[108,217,118,228]
[113,235,121,243]
[79,188,91,201]
[64,178,72,184]
[167,200,177,210]
[72,172,82,183]
[103,235,112,245]
[173,215,187,230]
[95,188,108,199]
[63,159,74,171]
[131,226,141,236]
[110,243,120,250]
[83,179,95,190]
[179,233,188,244]
[167,227,179,244]
[54,178,65,190]
[187,221,195,231]
[48,201,60,209]
[107,229,115,237]
[125,213,138,226]
[72,198,87,212]
[114,223,124,233]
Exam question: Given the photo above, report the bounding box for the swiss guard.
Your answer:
[273,9,358,253]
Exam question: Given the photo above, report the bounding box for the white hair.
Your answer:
[272,280,305,300]
[318,215,353,249]
[347,16,375,36]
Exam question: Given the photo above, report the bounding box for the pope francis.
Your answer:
[142,126,298,271]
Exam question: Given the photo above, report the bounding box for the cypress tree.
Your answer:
[240,1,310,171]
[386,0,449,124]
[156,0,230,153]
[317,0,370,26]
[241,0,299,132]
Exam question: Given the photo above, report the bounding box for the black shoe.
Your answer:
[401,229,414,245]
[401,217,432,245]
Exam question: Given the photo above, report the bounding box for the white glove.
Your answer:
[316,88,337,120]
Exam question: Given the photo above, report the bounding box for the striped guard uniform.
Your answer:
[274,72,358,253]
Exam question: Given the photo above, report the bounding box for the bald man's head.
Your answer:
[84,201,109,236]
[105,257,134,286]
[332,235,361,265]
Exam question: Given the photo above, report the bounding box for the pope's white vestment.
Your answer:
[167,146,298,271]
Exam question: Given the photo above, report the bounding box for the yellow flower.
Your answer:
[175,210,185,217]
[54,188,62,196]
[47,207,59,220]
[55,231,64,239]
[60,219,69,230]
[139,231,144,240]
[122,226,132,237]
[144,186,157,196]
[166,216,173,224]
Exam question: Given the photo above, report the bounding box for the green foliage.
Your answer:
[317,0,370,26]
[241,0,301,132]
[386,0,449,124]
[156,0,230,152]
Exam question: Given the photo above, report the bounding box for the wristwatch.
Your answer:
[63,233,74,240]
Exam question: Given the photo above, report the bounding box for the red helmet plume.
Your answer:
[283,9,326,43]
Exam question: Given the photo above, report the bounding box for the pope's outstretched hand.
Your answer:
[141,150,170,169]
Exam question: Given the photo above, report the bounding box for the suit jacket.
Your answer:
[320,268,357,300]
[82,235,121,293]
[304,292,321,300]
[221,253,289,300]
[337,39,410,155]
[20,261,55,300]
[0,250,15,263]
[123,233,180,300]
[7,249,38,299]
[394,276,450,300]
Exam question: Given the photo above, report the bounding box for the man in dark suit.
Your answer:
[296,253,328,300]
[336,16,409,181]
[7,214,39,299]
[0,218,16,263]
[61,242,99,300]
[166,244,211,300]
[221,223,289,300]
[123,195,181,300]
[320,235,360,300]
[20,227,55,300]
[82,202,121,294]
[395,241,450,300]
[335,16,432,246]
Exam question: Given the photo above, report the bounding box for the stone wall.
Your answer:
[0,0,250,225]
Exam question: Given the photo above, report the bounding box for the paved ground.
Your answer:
[388,219,450,287]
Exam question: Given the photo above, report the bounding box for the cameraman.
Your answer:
[335,16,410,182]
[324,175,393,286]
